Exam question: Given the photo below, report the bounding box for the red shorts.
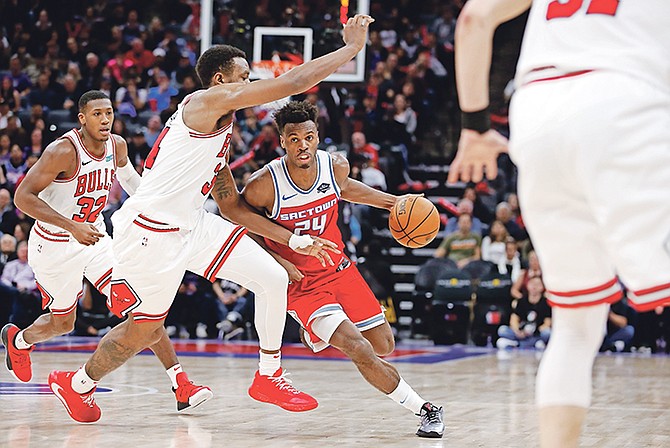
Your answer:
[287,265,385,347]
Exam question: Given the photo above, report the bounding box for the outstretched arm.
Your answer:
[14,139,105,245]
[214,165,339,266]
[185,15,374,133]
[447,0,531,183]
[113,135,141,195]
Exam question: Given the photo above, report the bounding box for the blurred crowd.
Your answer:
[0,0,667,351]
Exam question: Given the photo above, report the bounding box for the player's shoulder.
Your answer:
[110,133,127,146]
[245,165,273,190]
[326,151,350,180]
[44,135,77,159]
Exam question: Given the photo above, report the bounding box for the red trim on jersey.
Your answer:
[629,297,670,312]
[547,290,623,309]
[525,69,594,86]
[75,129,106,161]
[34,224,70,242]
[188,121,233,139]
[36,281,55,309]
[132,214,180,232]
[53,134,81,183]
[132,310,170,322]
[94,268,113,293]
[205,225,247,282]
[547,278,618,297]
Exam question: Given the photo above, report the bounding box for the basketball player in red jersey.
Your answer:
[242,101,445,438]
[1,91,212,413]
[448,0,670,446]
[48,15,374,423]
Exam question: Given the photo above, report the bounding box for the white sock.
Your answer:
[387,378,427,415]
[14,330,33,350]
[166,363,183,389]
[71,365,98,394]
[258,350,281,376]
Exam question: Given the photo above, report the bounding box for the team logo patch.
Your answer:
[106,154,114,162]
[316,183,330,193]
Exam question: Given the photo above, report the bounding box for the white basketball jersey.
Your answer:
[516,0,670,90]
[122,92,233,229]
[38,129,117,234]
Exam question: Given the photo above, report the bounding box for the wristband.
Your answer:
[288,234,313,251]
[461,107,490,134]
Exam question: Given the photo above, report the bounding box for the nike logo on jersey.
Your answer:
[82,160,92,165]
[282,193,298,200]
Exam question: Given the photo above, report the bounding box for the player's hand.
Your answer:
[392,193,424,210]
[275,256,305,283]
[447,129,508,183]
[292,235,340,267]
[342,14,375,52]
[70,222,105,246]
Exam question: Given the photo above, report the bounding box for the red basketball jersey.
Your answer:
[264,151,351,293]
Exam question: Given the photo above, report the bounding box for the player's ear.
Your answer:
[279,135,286,149]
[214,73,224,85]
[77,112,85,125]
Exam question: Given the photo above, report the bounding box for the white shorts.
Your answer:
[28,223,113,315]
[509,70,670,312]
[109,208,280,322]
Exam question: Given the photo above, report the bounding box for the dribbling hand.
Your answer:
[342,14,375,52]
[70,222,105,246]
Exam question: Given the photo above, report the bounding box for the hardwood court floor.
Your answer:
[0,338,668,448]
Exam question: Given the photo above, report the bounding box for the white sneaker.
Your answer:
[196,323,208,339]
[496,338,519,350]
[534,340,546,350]
[613,340,626,352]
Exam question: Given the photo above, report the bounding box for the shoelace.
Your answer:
[82,393,96,408]
[424,408,442,424]
[270,371,300,395]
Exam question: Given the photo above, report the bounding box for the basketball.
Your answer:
[389,196,440,248]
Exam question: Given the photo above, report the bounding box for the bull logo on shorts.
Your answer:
[108,280,142,318]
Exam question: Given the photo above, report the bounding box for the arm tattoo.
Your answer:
[214,170,235,201]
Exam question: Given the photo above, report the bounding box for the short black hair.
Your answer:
[78,90,110,111]
[195,45,246,87]
[273,100,318,135]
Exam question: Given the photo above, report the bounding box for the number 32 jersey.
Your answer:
[264,150,349,288]
[37,128,117,234]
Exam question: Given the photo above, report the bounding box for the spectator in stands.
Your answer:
[3,144,26,192]
[431,4,457,48]
[0,97,17,131]
[129,129,151,167]
[106,50,134,84]
[249,123,282,169]
[146,70,177,113]
[481,219,509,265]
[143,114,163,147]
[366,30,389,74]
[497,276,551,350]
[1,76,21,112]
[23,128,43,157]
[115,77,147,119]
[213,279,250,340]
[463,185,494,224]
[122,10,146,45]
[399,28,421,61]
[175,73,198,103]
[64,37,87,67]
[511,250,542,299]
[390,93,417,146]
[28,72,60,111]
[0,233,17,272]
[80,53,103,92]
[351,131,379,168]
[4,116,27,148]
[0,134,11,164]
[13,221,31,243]
[7,55,31,99]
[1,241,40,328]
[498,237,521,282]
[434,213,482,268]
[0,234,17,326]
[59,74,84,120]
[0,188,18,235]
[445,198,484,236]
[600,300,635,352]
[125,38,155,73]
[495,201,527,241]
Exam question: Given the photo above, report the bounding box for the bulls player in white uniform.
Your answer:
[449,1,670,446]
[242,101,445,438]
[47,14,374,424]
[1,91,211,415]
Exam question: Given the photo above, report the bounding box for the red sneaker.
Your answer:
[248,368,318,412]
[1,324,34,382]
[48,370,101,423]
[173,372,213,412]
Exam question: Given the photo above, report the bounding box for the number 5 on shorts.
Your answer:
[108,280,142,317]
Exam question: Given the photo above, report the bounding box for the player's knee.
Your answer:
[342,335,376,364]
[51,312,76,335]
[126,318,165,347]
[265,260,289,290]
[372,334,395,357]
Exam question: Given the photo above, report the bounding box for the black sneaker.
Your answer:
[416,402,445,438]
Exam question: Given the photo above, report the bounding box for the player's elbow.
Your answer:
[457,2,491,34]
[13,183,30,212]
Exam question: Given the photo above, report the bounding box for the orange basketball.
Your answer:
[389,196,440,248]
